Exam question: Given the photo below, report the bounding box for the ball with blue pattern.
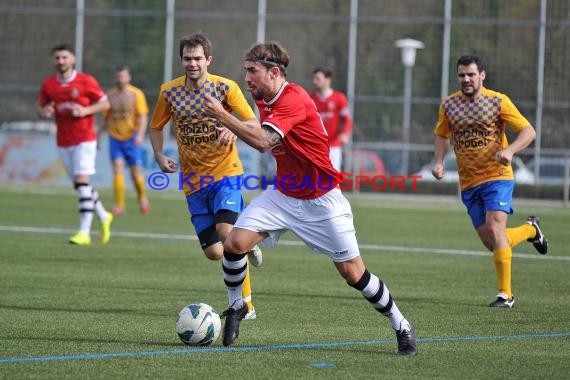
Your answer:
[175,303,221,346]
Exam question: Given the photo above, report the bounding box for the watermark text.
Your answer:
[147,172,422,192]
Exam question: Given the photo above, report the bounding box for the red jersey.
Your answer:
[38,71,107,147]
[257,82,339,199]
[310,90,352,147]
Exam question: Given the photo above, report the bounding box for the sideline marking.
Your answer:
[1,332,568,364]
[308,362,336,367]
[0,225,568,261]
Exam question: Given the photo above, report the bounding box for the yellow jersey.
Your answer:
[434,87,530,190]
[105,84,149,141]
[150,73,256,195]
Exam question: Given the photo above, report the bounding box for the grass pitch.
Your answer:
[0,187,569,379]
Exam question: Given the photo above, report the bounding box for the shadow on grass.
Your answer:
[0,303,172,317]
[0,334,180,347]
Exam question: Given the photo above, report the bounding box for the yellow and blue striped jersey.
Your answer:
[150,73,256,195]
[434,87,530,190]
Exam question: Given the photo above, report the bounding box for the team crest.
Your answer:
[71,87,80,99]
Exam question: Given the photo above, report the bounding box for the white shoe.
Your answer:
[247,245,263,267]
[244,308,257,320]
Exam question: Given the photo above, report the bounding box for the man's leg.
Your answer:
[214,214,257,320]
[506,216,548,254]
[67,142,112,245]
[74,174,113,245]
[129,164,150,214]
[336,256,417,356]
[211,181,261,318]
[112,158,126,215]
[109,137,126,215]
[463,181,516,307]
[221,227,266,346]
[125,140,150,215]
[477,210,514,307]
[199,216,257,319]
[70,179,94,245]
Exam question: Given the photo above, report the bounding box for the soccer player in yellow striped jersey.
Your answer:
[100,65,150,216]
[432,55,548,308]
[149,32,262,319]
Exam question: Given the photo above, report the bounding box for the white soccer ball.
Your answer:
[175,303,221,346]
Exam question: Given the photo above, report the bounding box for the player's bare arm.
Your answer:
[202,93,272,151]
[150,128,177,173]
[262,125,282,148]
[135,113,148,146]
[96,118,109,149]
[36,100,55,118]
[216,126,238,146]
[71,98,111,117]
[432,135,449,180]
[495,125,536,165]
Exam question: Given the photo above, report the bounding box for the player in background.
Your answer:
[150,32,262,319]
[203,41,417,355]
[99,65,150,216]
[310,67,352,171]
[36,43,113,246]
[432,55,549,308]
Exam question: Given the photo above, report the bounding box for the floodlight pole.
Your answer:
[395,38,424,176]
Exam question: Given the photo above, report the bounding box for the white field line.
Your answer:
[1,225,568,261]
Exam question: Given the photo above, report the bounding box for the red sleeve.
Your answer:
[261,91,306,137]
[337,92,352,135]
[38,80,51,106]
[85,75,107,103]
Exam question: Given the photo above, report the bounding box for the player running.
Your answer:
[203,40,417,355]
[310,67,352,171]
[99,65,150,216]
[432,55,548,308]
[150,32,262,319]
[37,43,113,245]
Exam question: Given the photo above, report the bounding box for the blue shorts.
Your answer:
[109,135,143,167]
[186,175,244,234]
[461,180,515,229]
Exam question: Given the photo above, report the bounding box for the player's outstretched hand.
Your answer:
[202,93,224,118]
[40,102,55,118]
[71,104,88,117]
[155,153,177,173]
[217,127,237,146]
[432,163,445,180]
[495,149,513,166]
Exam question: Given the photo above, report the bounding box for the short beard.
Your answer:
[461,86,477,98]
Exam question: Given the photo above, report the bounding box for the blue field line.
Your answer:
[1,332,568,364]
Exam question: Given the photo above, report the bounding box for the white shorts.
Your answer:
[329,146,342,171]
[58,141,97,178]
[235,187,360,262]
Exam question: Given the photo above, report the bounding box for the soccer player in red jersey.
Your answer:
[203,41,417,355]
[36,43,113,245]
[310,67,352,171]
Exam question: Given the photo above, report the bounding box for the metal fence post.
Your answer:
[534,0,547,184]
[75,0,85,72]
[346,0,359,179]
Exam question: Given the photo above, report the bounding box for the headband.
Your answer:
[245,58,286,71]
